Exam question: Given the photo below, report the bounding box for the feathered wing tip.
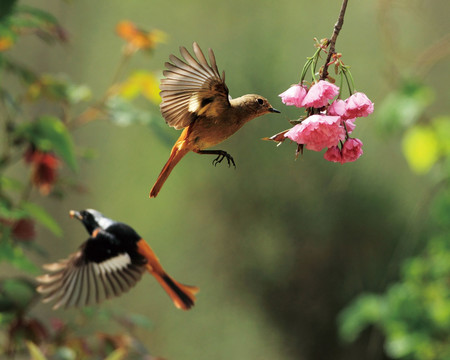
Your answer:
[179,42,221,80]
[36,252,146,310]
[159,42,229,130]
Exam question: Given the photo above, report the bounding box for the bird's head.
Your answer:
[70,209,114,234]
[235,94,280,118]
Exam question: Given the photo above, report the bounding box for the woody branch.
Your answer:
[321,0,349,81]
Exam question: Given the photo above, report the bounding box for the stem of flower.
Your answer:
[300,57,313,83]
[338,68,344,98]
[320,0,349,81]
[300,45,324,83]
[311,46,323,82]
[342,68,354,95]
[311,58,317,81]
[342,119,350,140]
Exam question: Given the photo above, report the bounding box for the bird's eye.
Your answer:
[257,98,264,105]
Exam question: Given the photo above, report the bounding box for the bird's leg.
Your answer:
[194,149,236,168]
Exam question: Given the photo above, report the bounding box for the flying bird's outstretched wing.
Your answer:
[159,42,230,129]
[36,231,147,310]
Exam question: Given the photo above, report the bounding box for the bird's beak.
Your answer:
[69,210,83,221]
[269,107,281,113]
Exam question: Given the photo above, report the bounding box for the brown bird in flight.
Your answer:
[149,42,280,198]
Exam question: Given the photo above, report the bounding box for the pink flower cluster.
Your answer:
[279,80,373,164]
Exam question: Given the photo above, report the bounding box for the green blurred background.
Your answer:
[7,0,450,359]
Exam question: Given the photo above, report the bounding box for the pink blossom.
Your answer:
[328,100,357,133]
[324,138,363,164]
[327,99,346,116]
[345,119,356,133]
[324,146,342,163]
[284,115,346,152]
[303,80,339,108]
[279,84,307,108]
[344,92,374,119]
[341,138,363,162]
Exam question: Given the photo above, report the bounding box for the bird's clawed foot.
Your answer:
[212,151,236,168]
[195,149,237,168]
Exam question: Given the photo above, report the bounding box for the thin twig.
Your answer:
[320,0,349,81]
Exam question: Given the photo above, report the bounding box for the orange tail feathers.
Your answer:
[137,239,199,310]
[150,134,190,198]
[151,270,199,310]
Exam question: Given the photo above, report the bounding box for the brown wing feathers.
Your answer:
[159,42,229,130]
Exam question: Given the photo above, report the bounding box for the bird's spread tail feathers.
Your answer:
[149,136,189,198]
[137,239,199,310]
[152,271,199,310]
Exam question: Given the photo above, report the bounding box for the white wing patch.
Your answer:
[96,253,131,274]
[188,94,201,113]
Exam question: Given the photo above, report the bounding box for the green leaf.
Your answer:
[21,201,62,236]
[384,334,418,358]
[104,348,127,360]
[432,116,450,155]
[66,83,92,104]
[376,81,434,134]
[0,0,18,22]
[0,198,26,219]
[402,125,439,174]
[431,190,450,228]
[0,175,24,191]
[0,240,38,273]
[36,77,68,102]
[26,341,47,360]
[14,5,59,26]
[16,115,78,172]
[0,23,17,50]
[340,234,450,359]
[11,5,67,44]
[3,56,38,84]
[53,347,76,360]
[0,277,37,312]
[120,71,161,104]
[338,294,384,342]
[106,96,153,126]
[26,74,92,105]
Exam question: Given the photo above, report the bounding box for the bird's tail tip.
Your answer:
[149,144,189,198]
[149,189,158,198]
[161,273,199,310]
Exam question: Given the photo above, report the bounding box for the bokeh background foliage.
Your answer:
[0,0,449,359]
